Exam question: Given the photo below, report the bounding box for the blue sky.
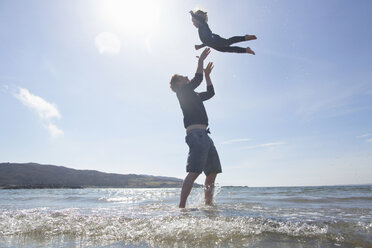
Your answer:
[1,0,371,186]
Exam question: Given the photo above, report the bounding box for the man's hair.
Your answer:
[191,10,208,23]
[170,74,180,92]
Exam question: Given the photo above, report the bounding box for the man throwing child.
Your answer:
[169,48,222,208]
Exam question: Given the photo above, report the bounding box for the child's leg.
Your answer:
[246,47,255,55]
[215,46,246,53]
[225,36,246,46]
[245,35,257,41]
[215,46,255,54]
[219,34,257,47]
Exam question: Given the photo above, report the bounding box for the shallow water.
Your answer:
[0,185,371,247]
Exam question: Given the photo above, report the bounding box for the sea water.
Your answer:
[0,185,371,248]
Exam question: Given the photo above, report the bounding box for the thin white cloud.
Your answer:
[367,138,372,143]
[46,123,64,138]
[260,142,286,147]
[227,165,252,169]
[15,88,61,120]
[14,87,63,137]
[2,84,9,93]
[220,138,252,145]
[356,133,372,138]
[245,142,286,150]
[95,32,121,54]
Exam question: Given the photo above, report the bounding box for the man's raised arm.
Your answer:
[199,62,215,101]
[189,48,210,90]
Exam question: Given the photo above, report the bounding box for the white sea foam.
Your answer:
[0,186,371,247]
[2,205,371,248]
[97,188,179,204]
[0,208,336,247]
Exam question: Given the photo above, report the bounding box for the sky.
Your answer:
[1,0,371,187]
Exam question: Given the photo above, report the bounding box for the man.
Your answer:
[169,48,222,208]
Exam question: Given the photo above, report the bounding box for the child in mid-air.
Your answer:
[190,10,257,55]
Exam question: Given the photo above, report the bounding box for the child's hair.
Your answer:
[169,74,180,92]
[192,10,208,23]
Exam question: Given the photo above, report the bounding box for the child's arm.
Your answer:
[195,44,206,50]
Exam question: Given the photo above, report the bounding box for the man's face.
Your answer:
[177,75,190,87]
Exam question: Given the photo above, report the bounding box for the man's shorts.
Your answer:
[185,129,222,176]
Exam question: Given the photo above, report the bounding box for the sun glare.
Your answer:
[95,32,121,54]
[99,0,161,35]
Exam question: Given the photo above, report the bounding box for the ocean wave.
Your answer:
[0,208,371,248]
[276,196,372,204]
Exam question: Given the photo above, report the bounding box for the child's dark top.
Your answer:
[191,13,224,49]
[176,73,215,128]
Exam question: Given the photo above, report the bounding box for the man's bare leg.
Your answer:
[179,172,200,208]
[204,172,217,205]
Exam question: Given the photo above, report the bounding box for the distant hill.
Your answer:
[0,163,186,189]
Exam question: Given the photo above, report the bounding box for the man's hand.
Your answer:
[195,48,210,74]
[204,62,214,86]
[197,48,210,62]
[204,62,214,77]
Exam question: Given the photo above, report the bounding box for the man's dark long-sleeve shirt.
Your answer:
[176,73,215,129]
